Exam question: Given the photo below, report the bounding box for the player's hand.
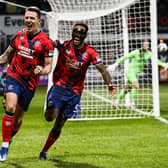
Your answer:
[108,83,115,96]
[107,62,118,72]
[34,65,43,75]
[164,63,168,71]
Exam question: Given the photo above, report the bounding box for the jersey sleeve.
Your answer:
[44,38,54,58]
[157,59,166,67]
[90,48,102,65]
[147,50,165,67]
[116,50,138,64]
[9,33,19,49]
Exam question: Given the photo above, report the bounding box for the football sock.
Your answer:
[42,128,61,152]
[11,121,22,138]
[131,88,137,104]
[2,111,15,145]
[117,89,126,103]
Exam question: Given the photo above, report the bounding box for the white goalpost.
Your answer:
[46,0,159,119]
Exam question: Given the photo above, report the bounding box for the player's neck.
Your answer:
[27,28,40,37]
[140,48,147,54]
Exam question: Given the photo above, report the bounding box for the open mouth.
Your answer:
[73,37,81,44]
[26,23,33,30]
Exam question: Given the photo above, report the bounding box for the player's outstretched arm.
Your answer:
[0,46,15,65]
[107,50,136,72]
[96,63,115,96]
[156,58,168,70]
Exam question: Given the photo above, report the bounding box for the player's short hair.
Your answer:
[73,23,88,32]
[26,6,41,18]
[142,39,150,43]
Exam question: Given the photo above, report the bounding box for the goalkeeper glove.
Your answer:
[108,83,115,96]
[107,62,118,72]
[164,63,168,71]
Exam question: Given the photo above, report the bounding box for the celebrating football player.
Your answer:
[0,6,53,162]
[39,23,115,160]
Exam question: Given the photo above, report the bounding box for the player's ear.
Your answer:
[39,18,42,24]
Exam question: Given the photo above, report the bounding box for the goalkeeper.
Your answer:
[108,39,168,109]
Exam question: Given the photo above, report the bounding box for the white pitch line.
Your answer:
[155,116,168,124]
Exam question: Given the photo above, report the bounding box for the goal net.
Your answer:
[46,0,159,119]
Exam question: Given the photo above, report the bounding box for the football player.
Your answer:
[39,23,115,160]
[0,6,53,161]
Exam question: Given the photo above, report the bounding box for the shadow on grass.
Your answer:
[1,160,100,168]
[51,159,101,168]
[49,152,114,168]
[8,162,25,168]
[3,152,112,168]
[3,159,101,168]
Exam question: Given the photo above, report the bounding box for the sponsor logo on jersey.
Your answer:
[18,45,34,59]
[66,59,83,69]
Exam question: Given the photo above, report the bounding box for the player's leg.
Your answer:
[117,86,128,103]
[127,72,139,109]
[40,110,67,160]
[9,104,25,145]
[0,92,17,161]
[39,85,65,160]
[0,77,34,162]
[39,86,80,160]
[130,80,139,109]
[113,84,130,109]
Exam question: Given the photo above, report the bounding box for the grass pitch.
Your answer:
[0,85,168,168]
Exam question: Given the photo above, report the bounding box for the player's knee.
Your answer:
[132,81,139,89]
[6,104,16,113]
[124,86,129,92]
[44,112,54,121]
[133,84,139,89]
[45,108,60,121]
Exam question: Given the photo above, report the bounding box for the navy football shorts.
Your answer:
[5,77,35,111]
[46,85,81,118]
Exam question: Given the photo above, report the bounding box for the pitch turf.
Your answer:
[0,85,168,168]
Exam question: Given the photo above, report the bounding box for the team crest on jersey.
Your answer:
[82,52,88,61]
[34,41,41,47]
[66,49,71,55]
[19,36,24,40]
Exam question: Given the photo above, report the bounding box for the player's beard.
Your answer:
[141,48,148,53]
[25,23,39,36]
